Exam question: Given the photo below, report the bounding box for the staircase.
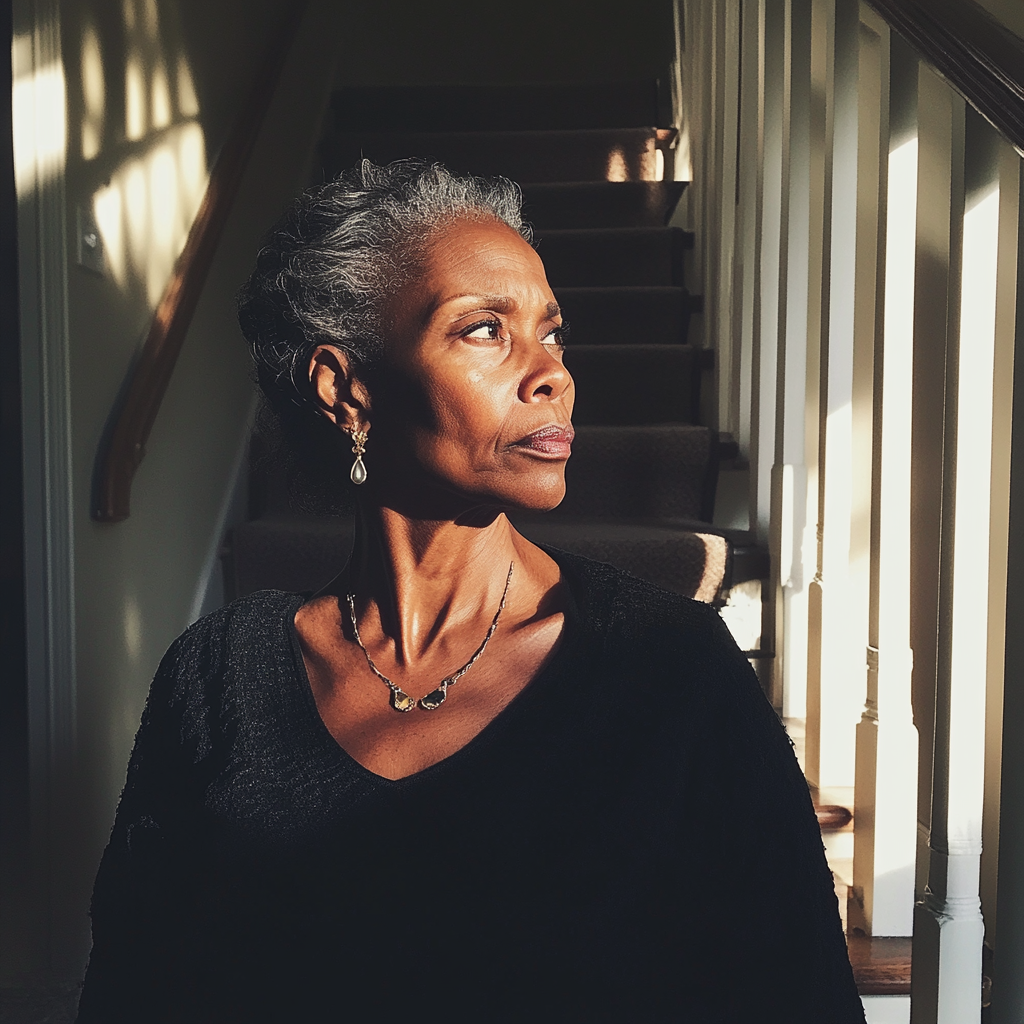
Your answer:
[229,82,767,608]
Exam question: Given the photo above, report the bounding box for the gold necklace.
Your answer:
[345,562,514,712]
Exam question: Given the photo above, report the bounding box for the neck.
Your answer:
[344,503,520,667]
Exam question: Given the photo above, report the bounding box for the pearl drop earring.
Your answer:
[347,427,368,485]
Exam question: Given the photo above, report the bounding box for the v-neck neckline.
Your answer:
[283,557,583,788]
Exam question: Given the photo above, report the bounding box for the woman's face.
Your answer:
[367,216,575,515]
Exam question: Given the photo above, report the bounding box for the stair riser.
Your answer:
[522,181,687,229]
[330,81,662,133]
[555,287,691,345]
[324,130,659,185]
[565,345,702,425]
[537,227,689,288]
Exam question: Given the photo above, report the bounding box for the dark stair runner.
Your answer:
[229,82,766,604]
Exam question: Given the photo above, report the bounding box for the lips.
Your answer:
[511,424,575,458]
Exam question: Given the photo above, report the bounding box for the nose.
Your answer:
[518,340,573,404]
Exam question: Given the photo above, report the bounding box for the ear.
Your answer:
[309,345,371,432]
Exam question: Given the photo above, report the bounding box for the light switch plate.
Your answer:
[76,204,104,275]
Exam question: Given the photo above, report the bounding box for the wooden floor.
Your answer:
[848,935,913,995]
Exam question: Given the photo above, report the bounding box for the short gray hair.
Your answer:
[239,158,531,413]
[237,158,532,509]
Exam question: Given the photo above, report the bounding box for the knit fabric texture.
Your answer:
[77,549,865,1023]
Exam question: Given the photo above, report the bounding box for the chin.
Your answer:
[435,463,569,516]
[495,470,568,513]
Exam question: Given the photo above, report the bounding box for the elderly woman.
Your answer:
[77,160,864,1023]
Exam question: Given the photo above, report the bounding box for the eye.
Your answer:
[542,321,569,351]
[461,319,504,341]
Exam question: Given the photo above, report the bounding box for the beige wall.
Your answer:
[9,0,344,980]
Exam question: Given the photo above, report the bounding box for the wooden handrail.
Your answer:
[91,2,309,522]
[865,0,1024,158]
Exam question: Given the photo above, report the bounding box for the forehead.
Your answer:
[419,217,548,292]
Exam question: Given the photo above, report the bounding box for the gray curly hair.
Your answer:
[239,157,532,415]
[237,158,532,508]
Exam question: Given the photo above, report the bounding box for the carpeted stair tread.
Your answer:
[521,181,688,229]
[536,226,692,288]
[565,344,703,425]
[557,425,715,521]
[323,128,660,184]
[555,286,693,345]
[330,81,662,133]
[510,518,728,602]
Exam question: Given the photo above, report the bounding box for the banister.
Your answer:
[91,2,309,522]
[864,0,1024,158]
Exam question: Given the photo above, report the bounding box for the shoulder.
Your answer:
[550,546,772,719]
[142,591,305,743]
[549,546,725,651]
[163,590,304,679]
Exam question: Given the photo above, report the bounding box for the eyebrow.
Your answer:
[425,294,561,324]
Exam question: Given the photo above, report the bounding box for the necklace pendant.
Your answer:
[390,688,416,713]
[418,680,450,711]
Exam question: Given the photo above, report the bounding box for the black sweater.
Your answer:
[77,550,865,1023]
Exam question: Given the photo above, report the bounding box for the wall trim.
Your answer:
[12,0,77,976]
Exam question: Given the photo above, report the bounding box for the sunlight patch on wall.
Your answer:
[93,121,207,302]
[12,33,67,195]
[86,0,208,310]
[125,53,147,141]
[176,54,199,116]
[123,593,144,663]
[151,58,172,128]
[80,22,105,160]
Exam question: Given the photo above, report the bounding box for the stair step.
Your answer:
[557,425,715,521]
[522,181,688,229]
[510,518,728,602]
[330,81,662,133]
[230,515,355,598]
[322,129,660,184]
[555,287,692,345]
[565,344,706,425]
[537,227,692,287]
